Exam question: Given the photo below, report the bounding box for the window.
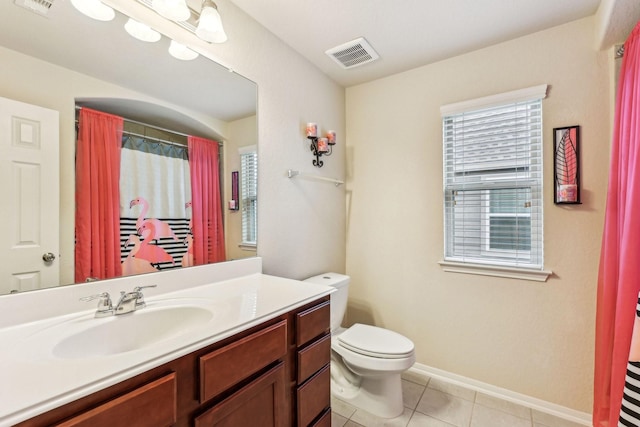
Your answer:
[442,85,547,271]
[239,146,257,246]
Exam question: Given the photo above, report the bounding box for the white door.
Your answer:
[0,96,59,294]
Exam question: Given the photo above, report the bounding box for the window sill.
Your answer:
[238,243,257,251]
[438,261,552,282]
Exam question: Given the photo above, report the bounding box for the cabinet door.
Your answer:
[195,363,286,427]
[54,373,177,427]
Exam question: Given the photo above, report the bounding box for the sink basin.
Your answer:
[52,305,214,359]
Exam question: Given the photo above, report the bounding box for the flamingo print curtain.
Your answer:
[75,108,123,283]
[75,108,227,280]
[593,21,640,427]
[119,135,192,275]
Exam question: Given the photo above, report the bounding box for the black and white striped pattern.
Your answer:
[620,298,640,427]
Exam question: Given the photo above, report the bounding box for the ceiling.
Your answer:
[229,0,605,87]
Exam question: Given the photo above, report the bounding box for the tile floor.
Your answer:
[330,371,587,427]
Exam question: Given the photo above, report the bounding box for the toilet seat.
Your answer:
[337,323,414,359]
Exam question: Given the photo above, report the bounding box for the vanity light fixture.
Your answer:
[168,40,199,60]
[151,0,190,22]
[137,0,229,44]
[305,123,336,168]
[69,0,115,21]
[124,18,162,43]
[195,0,227,43]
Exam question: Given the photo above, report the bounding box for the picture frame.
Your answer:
[230,170,240,211]
[553,125,581,205]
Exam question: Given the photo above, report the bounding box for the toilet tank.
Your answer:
[303,273,350,333]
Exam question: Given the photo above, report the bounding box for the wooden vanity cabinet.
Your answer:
[17,296,330,427]
[293,300,331,426]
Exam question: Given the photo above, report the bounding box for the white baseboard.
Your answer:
[408,363,591,426]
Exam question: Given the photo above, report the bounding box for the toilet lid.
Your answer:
[337,323,414,359]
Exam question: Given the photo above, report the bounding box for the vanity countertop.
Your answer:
[0,272,333,426]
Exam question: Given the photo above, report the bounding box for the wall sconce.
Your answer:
[305,123,336,168]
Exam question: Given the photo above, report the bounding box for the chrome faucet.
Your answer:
[80,292,114,318]
[81,285,157,317]
[114,285,157,315]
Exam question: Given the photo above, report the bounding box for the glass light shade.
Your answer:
[195,5,227,43]
[168,40,199,61]
[124,19,161,43]
[69,0,115,21]
[152,0,191,22]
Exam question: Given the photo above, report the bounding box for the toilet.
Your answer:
[304,273,415,418]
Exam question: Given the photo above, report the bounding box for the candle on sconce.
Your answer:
[317,137,329,153]
[306,123,318,138]
[326,130,336,145]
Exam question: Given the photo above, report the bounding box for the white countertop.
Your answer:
[0,270,333,426]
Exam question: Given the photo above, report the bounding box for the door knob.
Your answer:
[42,252,56,263]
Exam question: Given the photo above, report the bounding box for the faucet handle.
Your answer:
[80,292,114,318]
[133,285,157,293]
[133,285,157,309]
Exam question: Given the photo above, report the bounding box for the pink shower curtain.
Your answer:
[188,136,226,265]
[594,21,640,427]
[75,108,123,283]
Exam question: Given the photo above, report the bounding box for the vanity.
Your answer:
[0,258,332,427]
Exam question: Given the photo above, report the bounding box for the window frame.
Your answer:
[440,85,552,281]
[239,145,257,247]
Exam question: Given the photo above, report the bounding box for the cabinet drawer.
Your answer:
[55,373,176,427]
[310,408,331,427]
[297,333,331,384]
[297,365,330,427]
[296,301,330,347]
[195,363,286,427]
[200,320,287,403]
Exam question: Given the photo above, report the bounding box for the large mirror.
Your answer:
[0,0,257,295]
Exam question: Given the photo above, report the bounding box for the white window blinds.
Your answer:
[441,85,547,269]
[240,147,257,246]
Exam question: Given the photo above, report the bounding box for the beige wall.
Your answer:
[345,17,609,412]
[172,0,347,279]
[225,115,258,260]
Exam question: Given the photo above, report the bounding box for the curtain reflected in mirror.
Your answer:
[75,107,226,282]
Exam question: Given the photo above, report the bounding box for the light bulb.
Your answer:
[124,19,161,43]
[152,0,191,22]
[195,1,227,43]
[168,40,199,61]
[70,0,115,21]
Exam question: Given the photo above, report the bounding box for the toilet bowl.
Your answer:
[303,273,416,418]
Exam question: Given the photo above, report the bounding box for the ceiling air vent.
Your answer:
[14,0,54,16]
[325,37,379,69]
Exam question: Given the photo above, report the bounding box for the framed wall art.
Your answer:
[229,170,240,210]
[553,125,581,204]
